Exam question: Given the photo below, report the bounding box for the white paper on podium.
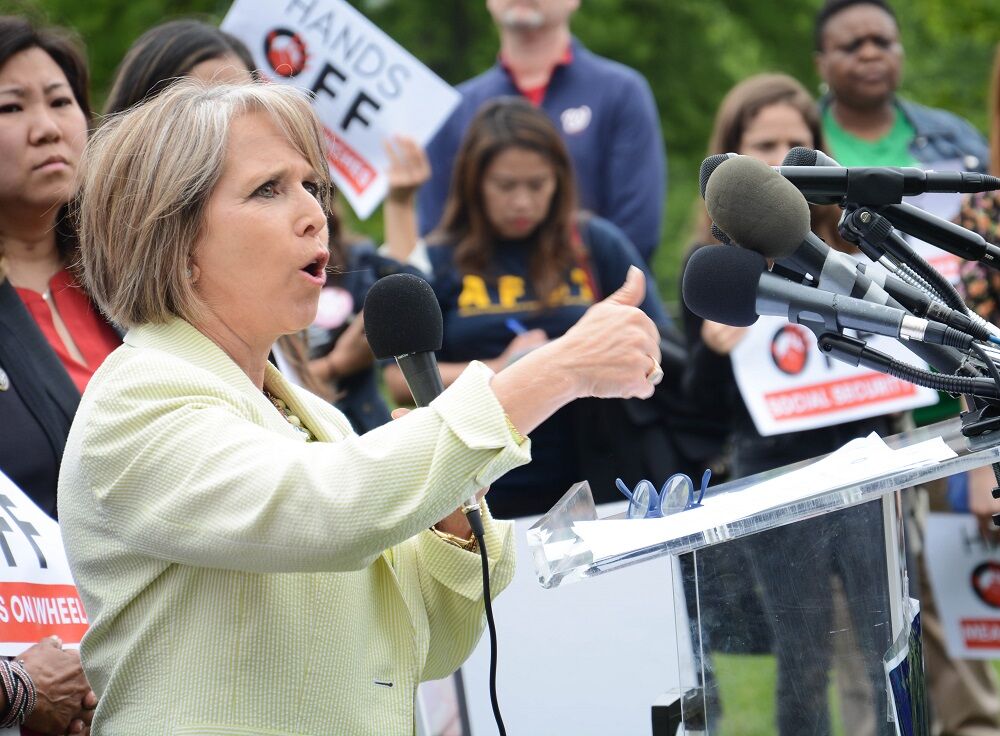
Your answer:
[572,433,955,561]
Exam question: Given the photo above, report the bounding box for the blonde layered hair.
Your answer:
[76,80,332,329]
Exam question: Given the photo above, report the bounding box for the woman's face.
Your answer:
[0,47,87,216]
[191,110,329,344]
[481,146,557,239]
[737,102,814,167]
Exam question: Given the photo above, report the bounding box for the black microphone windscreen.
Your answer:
[699,153,735,198]
[704,156,812,260]
[363,273,443,359]
[782,146,819,166]
[682,245,766,327]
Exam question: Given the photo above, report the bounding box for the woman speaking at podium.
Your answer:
[57,79,661,733]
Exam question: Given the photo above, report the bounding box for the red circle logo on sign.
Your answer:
[264,28,309,78]
[770,324,810,375]
[971,561,1000,609]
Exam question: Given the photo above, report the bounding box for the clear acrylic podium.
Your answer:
[527,418,1000,736]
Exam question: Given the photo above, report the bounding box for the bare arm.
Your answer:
[382,136,430,263]
[383,329,549,405]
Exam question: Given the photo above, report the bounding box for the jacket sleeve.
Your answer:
[409,503,515,681]
[602,73,666,263]
[72,359,530,574]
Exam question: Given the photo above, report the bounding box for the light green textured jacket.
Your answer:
[57,319,528,735]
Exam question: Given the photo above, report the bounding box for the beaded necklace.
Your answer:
[263,390,315,442]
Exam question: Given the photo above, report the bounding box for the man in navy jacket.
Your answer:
[417,0,666,265]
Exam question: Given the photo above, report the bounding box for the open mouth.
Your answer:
[301,259,324,278]
[300,251,330,282]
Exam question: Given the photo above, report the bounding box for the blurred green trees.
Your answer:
[14,0,1000,299]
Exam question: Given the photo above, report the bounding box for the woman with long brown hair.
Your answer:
[681,73,891,736]
[386,97,673,518]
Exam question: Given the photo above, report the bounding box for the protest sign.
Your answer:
[223,0,460,218]
[731,317,938,436]
[0,472,87,656]
[925,513,1000,659]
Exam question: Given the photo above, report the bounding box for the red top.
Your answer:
[15,268,120,393]
[500,44,573,106]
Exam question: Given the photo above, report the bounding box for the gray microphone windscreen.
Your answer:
[704,155,812,260]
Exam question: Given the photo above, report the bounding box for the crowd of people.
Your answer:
[1,0,999,733]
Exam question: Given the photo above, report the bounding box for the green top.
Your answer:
[823,104,958,426]
[822,104,920,168]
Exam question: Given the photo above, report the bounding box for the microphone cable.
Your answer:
[971,341,1000,394]
[464,507,508,736]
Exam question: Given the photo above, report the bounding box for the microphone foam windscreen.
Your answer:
[363,273,443,359]
[682,245,767,327]
[782,146,819,166]
[704,155,812,260]
[699,153,735,198]
[710,223,732,244]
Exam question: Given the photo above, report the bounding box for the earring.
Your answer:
[185,266,193,279]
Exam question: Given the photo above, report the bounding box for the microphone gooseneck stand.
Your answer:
[837,202,1000,526]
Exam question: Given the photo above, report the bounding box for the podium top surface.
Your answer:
[528,418,1000,588]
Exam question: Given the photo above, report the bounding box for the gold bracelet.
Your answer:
[430,527,479,552]
[504,414,526,445]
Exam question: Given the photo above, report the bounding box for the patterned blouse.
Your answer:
[958,191,1000,324]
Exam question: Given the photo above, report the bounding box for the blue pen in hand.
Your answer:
[505,318,528,336]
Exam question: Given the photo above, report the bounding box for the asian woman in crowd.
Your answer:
[0,15,102,734]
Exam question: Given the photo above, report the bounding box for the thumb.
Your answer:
[604,265,646,307]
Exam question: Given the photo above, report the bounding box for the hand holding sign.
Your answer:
[385,135,431,205]
[19,636,96,734]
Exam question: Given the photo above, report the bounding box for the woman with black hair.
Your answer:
[0,15,101,733]
[0,15,118,518]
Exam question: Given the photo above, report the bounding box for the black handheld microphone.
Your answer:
[364,273,509,733]
[699,153,738,198]
[682,245,974,350]
[364,273,484,521]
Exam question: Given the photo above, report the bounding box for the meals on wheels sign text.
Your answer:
[0,472,88,655]
[222,0,460,218]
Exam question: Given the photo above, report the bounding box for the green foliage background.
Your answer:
[13,0,1000,303]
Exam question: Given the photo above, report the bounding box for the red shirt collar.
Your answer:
[499,42,573,106]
